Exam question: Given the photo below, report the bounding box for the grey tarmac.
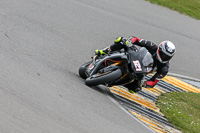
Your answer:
[0,0,200,133]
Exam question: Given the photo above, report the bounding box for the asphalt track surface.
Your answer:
[0,0,200,133]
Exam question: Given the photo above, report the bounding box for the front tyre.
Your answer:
[79,61,92,79]
[85,69,122,86]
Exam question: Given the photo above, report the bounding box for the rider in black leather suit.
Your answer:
[95,36,176,93]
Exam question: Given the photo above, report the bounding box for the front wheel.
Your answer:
[79,61,92,79]
[85,69,122,86]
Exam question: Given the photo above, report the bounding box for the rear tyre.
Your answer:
[85,69,122,86]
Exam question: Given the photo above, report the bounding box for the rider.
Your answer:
[95,36,176,93]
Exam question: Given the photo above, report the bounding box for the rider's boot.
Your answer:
[95,47,110,56]
[125,80,142,94]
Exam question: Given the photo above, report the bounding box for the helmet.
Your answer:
[157,41,176,63]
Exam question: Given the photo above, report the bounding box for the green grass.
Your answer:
[157,92,200,133]
[145,0,200,20]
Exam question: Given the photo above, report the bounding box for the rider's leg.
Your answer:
[124,79,142,93]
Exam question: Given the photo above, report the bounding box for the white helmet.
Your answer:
[157,41,176,63]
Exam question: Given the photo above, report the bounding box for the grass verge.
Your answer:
[157,92,200,133]
[145,0,200,20]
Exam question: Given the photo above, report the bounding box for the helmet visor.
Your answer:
[159,48,172,61]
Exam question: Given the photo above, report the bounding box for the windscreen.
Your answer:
[142,52,153,67]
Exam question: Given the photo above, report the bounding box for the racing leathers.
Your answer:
[95,36,169,92]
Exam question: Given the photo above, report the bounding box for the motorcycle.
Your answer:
[79,39,154,87]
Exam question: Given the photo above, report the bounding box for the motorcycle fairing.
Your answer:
[129,47,154,74]
[87,52,128,76]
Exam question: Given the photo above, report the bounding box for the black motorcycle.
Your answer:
[79,42,154,87]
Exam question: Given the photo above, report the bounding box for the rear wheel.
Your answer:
[85,69,122,86]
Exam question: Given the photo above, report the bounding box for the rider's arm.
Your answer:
[144,63,169,88]
[95,37,127,56]
[131,37,157,54]
[152,63,169,80]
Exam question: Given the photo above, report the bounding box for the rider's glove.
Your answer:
[114,37,126,45]
[95,49,107,56]
[131,36,141,44]
[143,79,159,88]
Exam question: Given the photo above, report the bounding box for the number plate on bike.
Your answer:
[133,60,142,71]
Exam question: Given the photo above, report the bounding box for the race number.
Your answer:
[133,60,142,71]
